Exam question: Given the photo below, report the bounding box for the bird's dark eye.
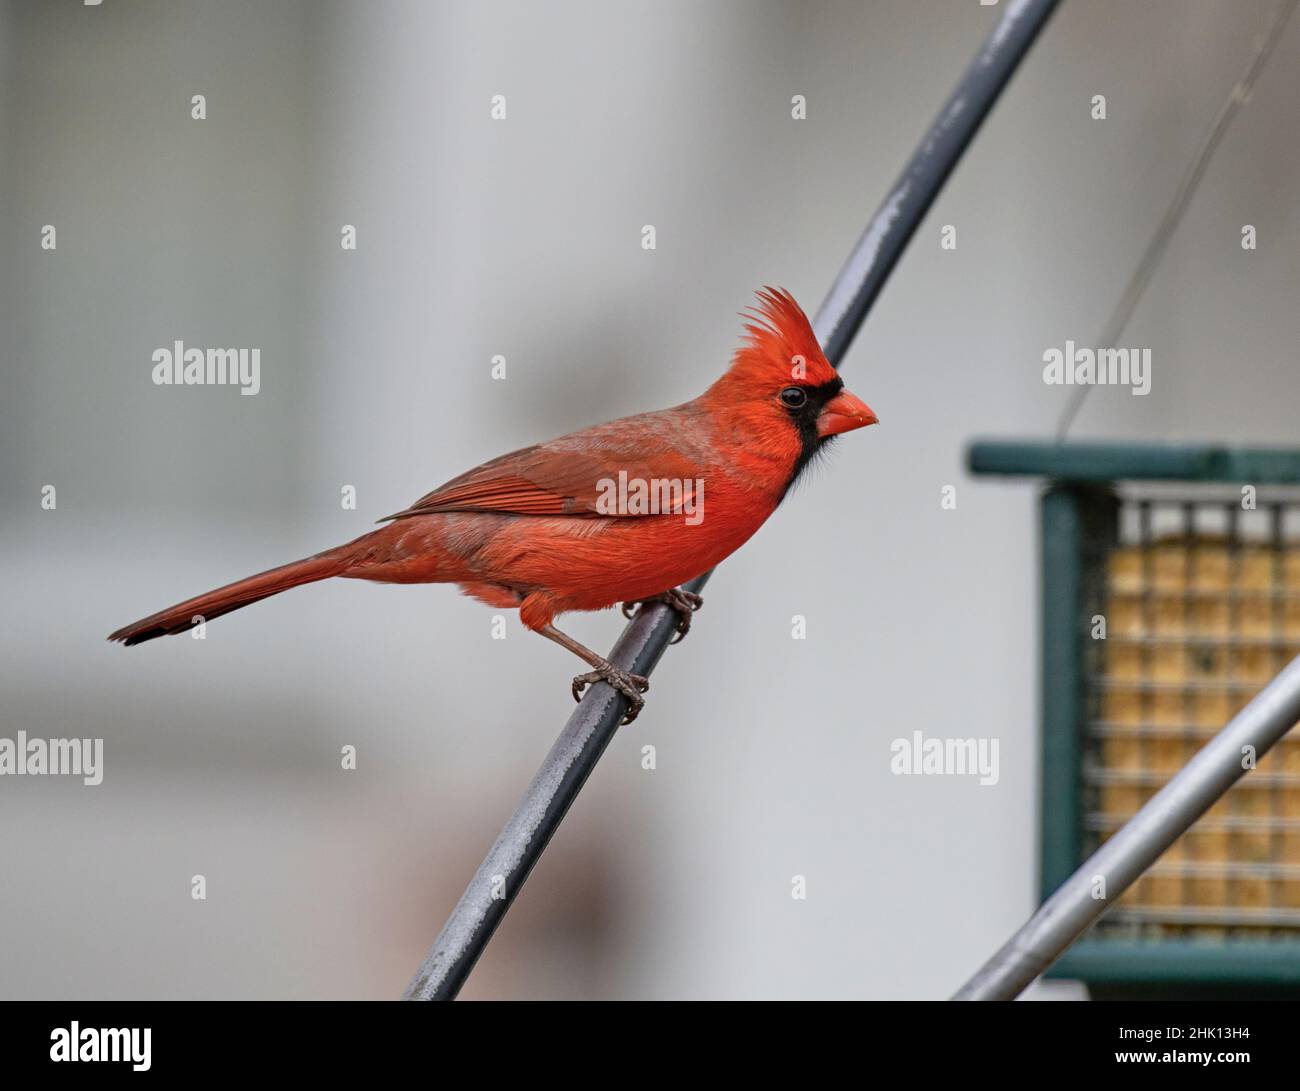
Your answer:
[779,386,807,409]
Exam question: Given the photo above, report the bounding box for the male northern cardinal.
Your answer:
[110,288,876,721]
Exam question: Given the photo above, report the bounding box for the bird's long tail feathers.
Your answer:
[108,546,356,646]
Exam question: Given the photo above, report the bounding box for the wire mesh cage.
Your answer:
[971,441,1300,993]
[1091,493,1300,935]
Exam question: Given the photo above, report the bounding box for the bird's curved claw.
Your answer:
[662,588,704,643]
[620,588,704,644]
[571,661,650,724]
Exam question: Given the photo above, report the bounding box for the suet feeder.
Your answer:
[972,440,1300,999]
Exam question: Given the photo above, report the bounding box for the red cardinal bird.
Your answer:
[110,288,876,721]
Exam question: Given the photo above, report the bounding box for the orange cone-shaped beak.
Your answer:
[816,388,878,437]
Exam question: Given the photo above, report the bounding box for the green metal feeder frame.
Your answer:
[970,440,1300,999]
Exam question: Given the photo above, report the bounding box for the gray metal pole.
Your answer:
[404,0,1063,1001]
[952,654,1300,1001]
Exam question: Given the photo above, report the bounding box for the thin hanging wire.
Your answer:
[1055,0,1298,440]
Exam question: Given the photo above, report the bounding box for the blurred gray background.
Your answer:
[1,0,1297,999]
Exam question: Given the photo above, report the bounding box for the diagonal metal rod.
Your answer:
[403,0,1063,1001]
[953,653,1300,1001]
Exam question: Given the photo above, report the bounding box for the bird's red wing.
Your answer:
[380,426,707,521]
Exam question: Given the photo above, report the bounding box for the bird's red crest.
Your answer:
[725,287,836,389]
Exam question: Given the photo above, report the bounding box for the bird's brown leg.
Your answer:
[537,624,650,724]
[620,587,704,643]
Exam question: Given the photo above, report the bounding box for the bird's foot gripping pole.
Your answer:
[621,587,704,643]
[570,664,650,721]
[539,624,650,724]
